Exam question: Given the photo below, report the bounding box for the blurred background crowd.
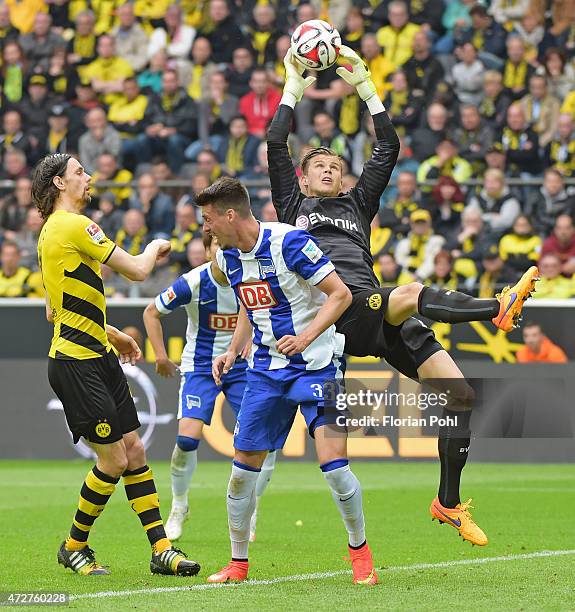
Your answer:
[0,0,574,300]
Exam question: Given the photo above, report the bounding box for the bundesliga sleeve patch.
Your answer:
[85,222,105,244]
[301,239,323,264]
[161,286,177,306]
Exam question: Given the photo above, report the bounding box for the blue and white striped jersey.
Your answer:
[216,222,345,371]
[155,262,246,373]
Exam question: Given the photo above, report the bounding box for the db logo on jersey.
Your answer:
[208,313,238,331]
[238,281,278,310]
[86,222,105,244]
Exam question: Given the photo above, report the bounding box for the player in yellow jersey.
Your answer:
[33,153,200,577]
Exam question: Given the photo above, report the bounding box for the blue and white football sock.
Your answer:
[227,461,260,560]
[170,435,199,509]
[321,459,366,548]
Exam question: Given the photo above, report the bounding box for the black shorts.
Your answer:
[48,350,140,445]
[336,288,443,380]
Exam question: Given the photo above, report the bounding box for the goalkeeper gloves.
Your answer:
[336,45,378,102]
[281,49,316,108]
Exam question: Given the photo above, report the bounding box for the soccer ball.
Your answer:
[290,19,341,71]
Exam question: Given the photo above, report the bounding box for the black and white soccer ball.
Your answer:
[290,19,341,71]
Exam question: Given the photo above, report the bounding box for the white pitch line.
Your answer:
[70,549,575,601]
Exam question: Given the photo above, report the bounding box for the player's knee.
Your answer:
[397,282,424,307]
[99,451,129,477]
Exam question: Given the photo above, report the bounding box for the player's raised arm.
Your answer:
[106,238,171,281]
[336,45,400,217]
[266,50,315,224]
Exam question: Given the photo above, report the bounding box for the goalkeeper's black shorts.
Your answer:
[48,349,140,444]
[336,288,443,380]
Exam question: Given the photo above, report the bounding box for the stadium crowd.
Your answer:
[0,0,574,299]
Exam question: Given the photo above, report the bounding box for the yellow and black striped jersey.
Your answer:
[38,210,116,360]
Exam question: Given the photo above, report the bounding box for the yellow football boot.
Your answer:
[492,266,540,332]
[430,497,488,546]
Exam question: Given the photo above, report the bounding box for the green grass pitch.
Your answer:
[1,460,574,610]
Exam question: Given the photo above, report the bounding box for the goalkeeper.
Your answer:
[267,46,539,548]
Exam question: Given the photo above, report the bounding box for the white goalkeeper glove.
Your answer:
[336,45,383,112]
[281,49,316,108]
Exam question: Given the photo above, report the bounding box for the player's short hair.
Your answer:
[300,147,342,174]
[31,153,72,219]
[195,177,251,218]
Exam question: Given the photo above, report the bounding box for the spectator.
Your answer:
[243,141,272,214]
[477,247,515,297]
[532,253,574,299]
[186,236,207,271]
[0,148,29,180]
[478,70,512,130]
[383,70,422,135]
[546,114,575,178]
[216,115,260,177]
[402,30,444,104]
[19,73,55,145]
[541,47,575,102]
[417,139,473,192]
[489,0,530,27]
[260,200,278,222]
[405,0,445,35]
[0,110,33,165]
[376,1,420,69]
[129,173,175,239]
[0,3,19,49]
[516,322,568,363]
[19,12,64,72]
[137,48,167,95]
[186,71,239,160]
[411,102,449,162]
[434,0,473,54]
[203,0,245,64]
[190,171,211,198]
[79,33,133,105]
[239,68,281,138]
[448,207,496,267]
[502,35,536,101]
[340,6,366,53]
[266,34,291,90]
[458,3,507,69]
[511,12,544,62]
[377,136,419,206]
[148,4,195,70]
[562,89,575,121]
[114,208,148,255]
[41,103,73,154]
[111,3,149,73]
[526,167,575,234]
[425,249,475,292]
[90,152,133,208]
[497,103,541,179]
[484,142,507,173]
[380,172,421,240]
[108,77,149,171]
[138,69,198,173]
[1,40,25,104]
[66,10,97,68]
[452,42,485,106]
[452,105,494,177]
[78,107,122,174]
[428,176,466,244]
[247,4,281,66]
[186,36,216,101]
[540,215,575,277]
[359,33,395,100]
[518,74,560,148]
[196,149,223,183]
[15,205,42,270]
[498,214,541,275]
[169,203,201,273]
[0,239,34,296]
[225,46,255,99]
[466,168,521,233]
[5,0,47,35]
[93,191,124,239]
[376,251,414,287]
[308,111,352,163]
[395,208,445,281]
[0,176,31,237]
[132,0,171,31]
[68,79,99,144]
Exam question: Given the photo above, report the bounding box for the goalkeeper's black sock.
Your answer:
[123,465,171,553]
[65,466,119,551]
[418,287,499,323]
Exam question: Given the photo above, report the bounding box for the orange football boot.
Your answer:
[207,560,249,583]
[430,497,488,546]
[348,543,378,585]
[492,266,540,332]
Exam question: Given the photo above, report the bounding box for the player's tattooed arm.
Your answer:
[213,304,252,385]
[105,324,142,366]
[276,271,351,357]
[143,303,178,377]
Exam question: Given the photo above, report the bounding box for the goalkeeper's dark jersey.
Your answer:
[267,104,400,294]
